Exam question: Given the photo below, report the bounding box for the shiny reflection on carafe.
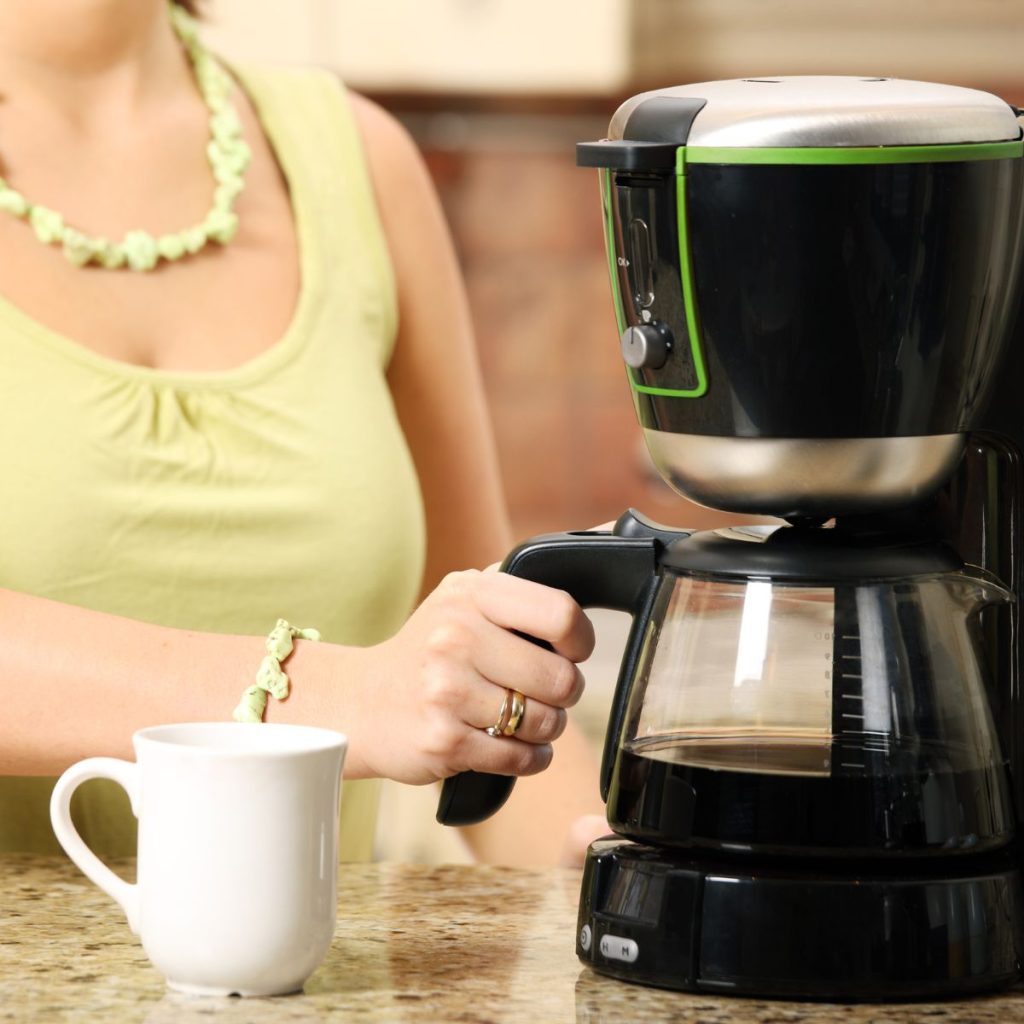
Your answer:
[625,577,836,776]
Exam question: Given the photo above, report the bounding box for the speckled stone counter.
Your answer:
[4,855,1024,1024]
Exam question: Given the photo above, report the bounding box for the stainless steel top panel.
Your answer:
[608,77,1021,148]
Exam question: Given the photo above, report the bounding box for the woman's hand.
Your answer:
[348,568,595,785]
[560,814,612,867]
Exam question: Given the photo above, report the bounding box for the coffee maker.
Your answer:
[438,77,1024,1000]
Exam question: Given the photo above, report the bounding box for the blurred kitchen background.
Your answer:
[204,0,1024,861]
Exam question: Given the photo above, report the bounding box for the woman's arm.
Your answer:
[351,92,510,592]
[1,568,590,786]
[0,586,343,774]
[352,94,606,866]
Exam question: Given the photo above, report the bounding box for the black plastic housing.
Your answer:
[604,157,1024,438]
[441,98,1024,1002]
[578,840,1024,999]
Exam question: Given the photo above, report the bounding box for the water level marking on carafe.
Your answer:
[832,592,872,772]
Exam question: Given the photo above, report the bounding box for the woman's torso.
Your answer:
[0,65,426,859]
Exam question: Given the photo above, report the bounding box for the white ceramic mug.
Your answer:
[50,722,347,997]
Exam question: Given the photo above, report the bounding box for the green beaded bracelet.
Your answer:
[232,619,322,724]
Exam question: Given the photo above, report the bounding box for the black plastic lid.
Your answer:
[660,526,963,582]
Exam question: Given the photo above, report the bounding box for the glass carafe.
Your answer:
[606,558,1014,859]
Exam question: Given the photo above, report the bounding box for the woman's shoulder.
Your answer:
[236,63,431,243]
[346,89,429,202]
[239,64,443,315]
[235,63,414,162]
[343,89,445,278]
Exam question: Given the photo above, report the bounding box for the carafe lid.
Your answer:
[608,77,1021,150]
[661,526,963,581]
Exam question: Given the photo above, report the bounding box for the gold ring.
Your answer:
[501,690,526,737]
[485,689,514,737]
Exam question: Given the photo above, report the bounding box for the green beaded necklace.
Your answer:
[0,2,250,271]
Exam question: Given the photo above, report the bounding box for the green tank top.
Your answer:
[0,66,426,860]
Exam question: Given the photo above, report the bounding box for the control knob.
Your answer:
[620,323,673,370]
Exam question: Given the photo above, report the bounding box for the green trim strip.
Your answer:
[682,141,1023,167]
[600,169,627,335]
[630,172,709,399]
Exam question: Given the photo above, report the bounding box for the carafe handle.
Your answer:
[436,513,671,826]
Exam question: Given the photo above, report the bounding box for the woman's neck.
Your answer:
[0,0,189,123]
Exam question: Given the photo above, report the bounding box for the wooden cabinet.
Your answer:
[206,0,1024,97]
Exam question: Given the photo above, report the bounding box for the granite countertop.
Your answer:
[3,855,1024,1023]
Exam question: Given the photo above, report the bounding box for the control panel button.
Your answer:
[621,324,672,370]
[599,934,639,963]
[579,924,592,952]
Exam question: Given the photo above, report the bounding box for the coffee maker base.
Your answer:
[577,838,1024,1001]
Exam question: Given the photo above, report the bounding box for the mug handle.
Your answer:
[49,758,141,933]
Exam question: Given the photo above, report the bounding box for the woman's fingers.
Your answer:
[367,568,596,785]
[469,618,586,708]
[465,679,568,746]
[443,569,596,663]
[421,630,570,744]
[452,729,555,778]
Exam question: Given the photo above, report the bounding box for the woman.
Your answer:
[0,0,605,865]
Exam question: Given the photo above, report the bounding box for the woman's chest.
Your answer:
[0,191,301,374]
[0,350,425,641]
[0,78,303,374]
